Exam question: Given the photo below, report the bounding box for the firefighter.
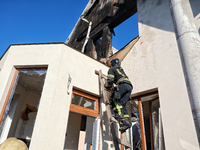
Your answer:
[106,58,133,132]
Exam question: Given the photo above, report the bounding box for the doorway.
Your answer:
[64,112,96,150]
[64,88,100,150]
[130,92,165,150]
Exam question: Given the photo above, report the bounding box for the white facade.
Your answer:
[0,0,200,150]
[0,44,111,150]
[122,0,200,149]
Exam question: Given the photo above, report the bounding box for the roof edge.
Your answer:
[0,42,109,68]
[0,42,65,61]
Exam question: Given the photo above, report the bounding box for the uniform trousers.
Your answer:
[110,83,133,117]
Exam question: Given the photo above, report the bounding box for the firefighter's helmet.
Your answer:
[111,58,120,67]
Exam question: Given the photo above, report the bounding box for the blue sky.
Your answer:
[0,0,138,58]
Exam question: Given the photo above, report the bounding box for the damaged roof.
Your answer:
[66,0,137,51]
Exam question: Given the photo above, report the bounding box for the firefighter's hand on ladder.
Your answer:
[104,85,112,92]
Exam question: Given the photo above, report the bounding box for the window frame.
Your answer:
[131,91,165,150]
[70,89,99,117]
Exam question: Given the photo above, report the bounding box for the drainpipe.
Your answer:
[92,117,100,150]
[169,0,200,143]
[81,17,92,53]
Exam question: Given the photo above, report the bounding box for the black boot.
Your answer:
[119,118,132,132]
[112,110,124,120]
[112,113,123,120]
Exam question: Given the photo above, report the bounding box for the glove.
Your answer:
[105,85,111,91]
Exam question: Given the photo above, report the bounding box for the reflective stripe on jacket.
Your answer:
[107,66,132,88]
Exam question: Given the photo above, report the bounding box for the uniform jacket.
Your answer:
[107,66,132,88]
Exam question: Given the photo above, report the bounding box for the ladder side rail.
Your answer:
[97,70,120,150]
[121,132,131,149]
[96,70,131,150]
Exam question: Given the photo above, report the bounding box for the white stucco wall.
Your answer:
[122,0,199,149]
[0,51,8,72]
[0,43,109,150]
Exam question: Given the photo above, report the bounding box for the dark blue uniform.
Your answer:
[107,66,133,118]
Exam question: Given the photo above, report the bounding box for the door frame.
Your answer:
[131,91,159,150]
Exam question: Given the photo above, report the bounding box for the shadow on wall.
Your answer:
[190,0,200,35]
[137,0,200,34]
[137,0,175,33]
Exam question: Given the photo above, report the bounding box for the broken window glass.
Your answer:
[72,94,96,110]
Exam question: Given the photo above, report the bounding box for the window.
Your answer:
[70,89,99,117]
[0,68,47,147]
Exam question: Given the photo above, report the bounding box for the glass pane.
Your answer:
[130,100,142,150]
[151,100,165,150]
[140,100,151,149]
[72,94,96,110]
[131,100,140,120]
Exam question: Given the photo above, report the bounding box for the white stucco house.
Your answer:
[0,0,200,150]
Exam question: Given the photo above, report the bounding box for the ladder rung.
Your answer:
[117,138,131,148]
[95,70,107,79]
[97,70,131,150]
[110,117,118,123]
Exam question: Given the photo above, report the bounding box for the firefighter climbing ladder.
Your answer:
[95,70,131,150]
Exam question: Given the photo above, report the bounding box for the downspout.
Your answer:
[81,16,92,53]
[169,0,200,144]
[92,117,100,150]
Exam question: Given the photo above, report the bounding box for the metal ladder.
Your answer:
[95,70,131,150]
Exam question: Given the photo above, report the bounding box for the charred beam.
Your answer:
[66,0,137,52]
[101,26,112,59]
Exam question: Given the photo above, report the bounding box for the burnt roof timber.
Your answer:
[66,0,137,51]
